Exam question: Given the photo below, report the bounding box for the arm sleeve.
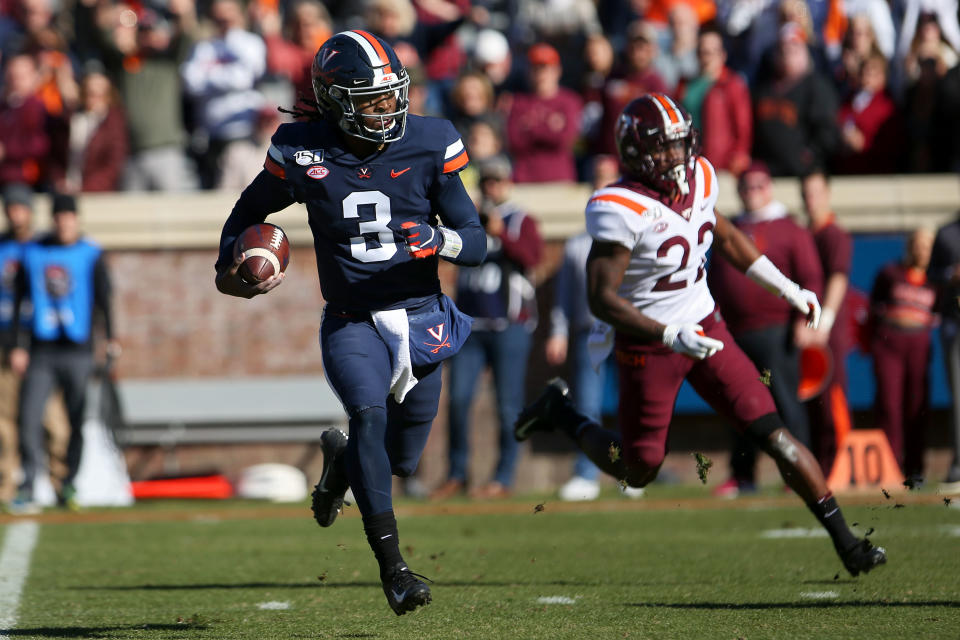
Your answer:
[93,253,113,341]
[215,169,296,271]
[431,173,486,266]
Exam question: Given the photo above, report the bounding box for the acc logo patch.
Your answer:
[653,221,668,233]
[306,165,329,180]
[294,150,324,166]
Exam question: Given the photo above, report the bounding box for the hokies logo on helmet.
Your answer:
[306,166,329,180]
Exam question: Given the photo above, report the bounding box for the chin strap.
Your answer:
[668,165,689,195]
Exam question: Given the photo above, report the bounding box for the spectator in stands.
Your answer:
[0,0,55,61]
[460,117,504,191]
[927,211,960,491]
[708,162,823,496]
[833,12,892,99]
[654,2,700,92]
[870,227,938,483]
[595,21,668,157]
[896,2,960,76]
[752,22,839,176]
[834,53,900,174]
[796,171,853,474]
[579,33,614,160]
[431,156,543,500]
[938,61,960,172]
[833,13,879,98]
[505,43,582,183]
[901,11,959,171]
[471,28,521,101]
[55,68,129,193]
[448,70,497,138]
[514,0,603,89]
[363,0,470,116]
[0,54,49,189]
[181,0,266,189]
[92,0,199,191]
[216,105,280,191]
[678,22,752,176]
[260,0,333,102]
[9,193,118,513]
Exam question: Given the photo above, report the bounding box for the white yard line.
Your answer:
[0,521,40,638]
[759,528,829,539]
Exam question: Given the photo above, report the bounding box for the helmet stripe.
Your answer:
[651,93,681,125]
[349,30,393,74]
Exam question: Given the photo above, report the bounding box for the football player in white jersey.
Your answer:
[516,93,886,577]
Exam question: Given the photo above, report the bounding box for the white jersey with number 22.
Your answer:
[585,156,721,326]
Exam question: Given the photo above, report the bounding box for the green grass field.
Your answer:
[3,489,959,639]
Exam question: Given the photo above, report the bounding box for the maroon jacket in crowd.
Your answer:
[834,90,901,174]
[79,105,129,192]
[709,207,824,334]
[506,88,582,183]
[695,68,752,174]
[0,93,49,186]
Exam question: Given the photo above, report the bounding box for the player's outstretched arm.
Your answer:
[215,170,295,298]
[712,213,821,328]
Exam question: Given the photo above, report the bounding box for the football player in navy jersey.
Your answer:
[215,30,486,615]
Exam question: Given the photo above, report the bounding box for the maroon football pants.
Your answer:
[614,310,778,471]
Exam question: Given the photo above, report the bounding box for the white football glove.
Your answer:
[662,323,725,360]
[782,282,822,330]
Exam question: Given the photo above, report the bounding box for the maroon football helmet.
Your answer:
[615,93,699,195]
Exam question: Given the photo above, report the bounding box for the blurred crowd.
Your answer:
[1,0,960,198]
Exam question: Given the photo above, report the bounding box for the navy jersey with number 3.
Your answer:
[217,114,484,310]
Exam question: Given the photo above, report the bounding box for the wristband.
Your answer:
[438,227,463,258]
[746,255,795,297]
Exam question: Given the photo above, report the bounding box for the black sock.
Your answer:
[808,492,858,552]
[363,510,404,581]
[558,408,594,441]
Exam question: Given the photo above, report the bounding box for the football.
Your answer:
[234,223,290,284]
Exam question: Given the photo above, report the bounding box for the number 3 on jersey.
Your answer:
[342,190,397,262]
[652,221,714,291]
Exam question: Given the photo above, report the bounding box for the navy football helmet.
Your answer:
[312,30,410,144]
[615,93,699,195]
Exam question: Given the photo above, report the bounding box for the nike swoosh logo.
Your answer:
[392,588,407,602]
[391,167,411,178]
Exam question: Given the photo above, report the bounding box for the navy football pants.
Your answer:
[320,312,442,516]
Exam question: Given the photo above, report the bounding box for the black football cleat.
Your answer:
[839,538,887,577]
[382,563,432,616]
[514,377,572,442]
[311,428,349,527]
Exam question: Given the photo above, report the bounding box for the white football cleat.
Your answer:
[559,476,601,502]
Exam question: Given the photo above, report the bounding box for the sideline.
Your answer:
[0,521,39,638]
[0,492,946,526]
